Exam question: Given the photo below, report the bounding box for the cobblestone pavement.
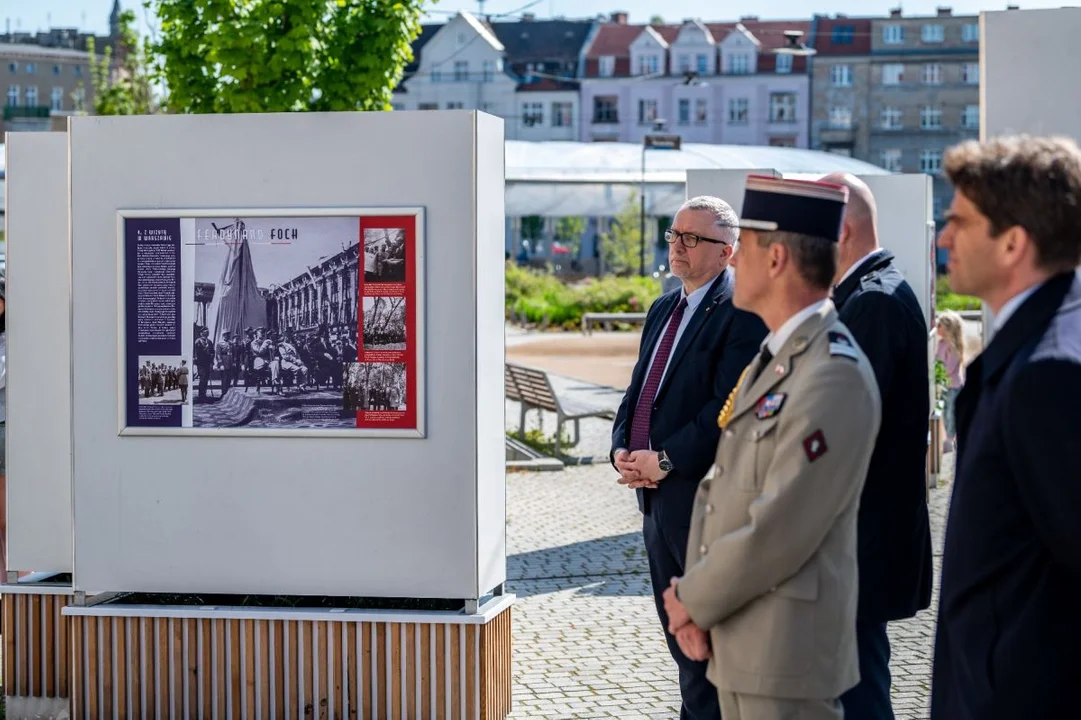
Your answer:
[505,402,952,719]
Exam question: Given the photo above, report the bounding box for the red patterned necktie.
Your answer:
[628,297,688,451]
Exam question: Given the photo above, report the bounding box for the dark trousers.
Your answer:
[840,620,894,720]
[643,509,722,720]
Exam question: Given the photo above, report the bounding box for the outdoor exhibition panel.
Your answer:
[68,110,507,601]
[4,132,74,574]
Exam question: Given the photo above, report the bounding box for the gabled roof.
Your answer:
[720,23,762,48]
[674,20,716,45]
[811,15,873,56]
[458,11,505,52]
[488,19,595,62]
[636,25,671,49]
[584,18,811,58]
[402,24,442,75]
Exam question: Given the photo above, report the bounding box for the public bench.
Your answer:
[505,362,617,455]
[581,311,648,335]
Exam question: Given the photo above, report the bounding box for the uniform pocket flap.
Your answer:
[773,565,819,601]
[746,416,780,443]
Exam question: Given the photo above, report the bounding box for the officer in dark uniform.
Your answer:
[821,173,933,720]
[194,327,213,400]
[932,135,1081,719]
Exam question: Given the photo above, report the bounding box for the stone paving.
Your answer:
[504,401,952,719]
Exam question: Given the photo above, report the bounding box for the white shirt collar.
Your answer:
[837,247,886,288]
[765,299,830,355]
[680,274,717,313]
[992,282,1043,332]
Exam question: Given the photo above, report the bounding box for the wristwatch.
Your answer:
[658,449,674,473]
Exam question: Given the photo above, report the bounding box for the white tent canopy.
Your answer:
[504,140,890,217]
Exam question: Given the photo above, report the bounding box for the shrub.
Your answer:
[936,274,981,312]
[506,262,662,329]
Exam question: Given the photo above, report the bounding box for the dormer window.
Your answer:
[637,55,659,75]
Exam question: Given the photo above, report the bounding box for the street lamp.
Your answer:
[641,119,681,276]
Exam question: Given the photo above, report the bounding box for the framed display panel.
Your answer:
[4,132,75,573]
[117,207,425,438]
[69,110,506,600]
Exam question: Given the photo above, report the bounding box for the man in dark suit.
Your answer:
[611,195,767,720]
[821,173,934,720]
[931,135,1081,719]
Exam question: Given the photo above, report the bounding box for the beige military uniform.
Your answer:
[675,300,881,720]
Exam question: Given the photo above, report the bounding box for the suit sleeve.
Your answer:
[839,291,898,397]
[676,359,882,629]
[661,309,767,484]
[1002,360,1081,573]
[610,298,664,466]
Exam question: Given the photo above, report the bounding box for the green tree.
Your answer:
[555,216,586,257]
[146,0,427,114]
[601,198,646,276]
[86,9,156,115]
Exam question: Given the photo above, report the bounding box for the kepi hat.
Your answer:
[737,175,850,242]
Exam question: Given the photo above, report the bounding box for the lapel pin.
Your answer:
[774,364,785,375]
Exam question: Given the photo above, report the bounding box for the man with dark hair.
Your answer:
[664,175,882,720]
[821,172,933,720]
[931,134,1081,720]
[611,195,767,720]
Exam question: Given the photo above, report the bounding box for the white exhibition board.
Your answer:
[4,132,74,573]
[686,169,935,327]
[69,111,506,599]
[980,6,1081,342]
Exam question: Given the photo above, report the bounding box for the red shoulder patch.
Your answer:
[802,430,828,462]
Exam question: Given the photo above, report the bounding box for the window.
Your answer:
[25,86,37,106]
[921,64,942,85]
[679,98,691,124]
[446,101,464,109]
[962,23,979,42]
[593,96,618,123]
[457,32,466,46]
[418,102,438,110]
[454,61,469,82]
[728,54,750,74]
[728,98,749,124]
[775,54,792,74]
[962,104,980,129]
[482,60,494,82]
[883,25,904,44]
[831,25,855,44]
[830,64,852,87]
[552,102,572,127]
[52,64,61,75]
[637,54,659,75]
[696,54,708,74]
[7,62,17,73]
[922,24,945,43]
[829,106,852,129]
[769,92,796,123]
[881,106,903,129]
[521,102,544,126]
[73,87,85,110]
[678,55,691,73]
[25,63,35,74]
[391,103,405,111]
[963,62,979,84]
[74,65,82,77]
[638,98,658,125]
[881,149,903,172]
[6,85,19,107]
[599,56,615,77]
[695,98,708,124]
[920,105,943,130]
[882,63,904,85]
[920,150,943,174]
[51,86,63,111]
[431,68,442,83]
[769,136,797,147]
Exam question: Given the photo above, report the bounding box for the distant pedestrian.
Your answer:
[934,311,965,452]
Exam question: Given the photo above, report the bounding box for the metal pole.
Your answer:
[640,143,646,276]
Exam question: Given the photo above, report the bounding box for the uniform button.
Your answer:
[770,586,777,592]
[725,430,734,438]
[699,545,708,555]
[716,466,724,476]
[705,503,714,513]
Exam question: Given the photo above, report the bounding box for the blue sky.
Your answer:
[1,0,1065,37]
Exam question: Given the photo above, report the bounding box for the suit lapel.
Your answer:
[630,290,679,396]
[654,270,733,403]
[730,303,833,423]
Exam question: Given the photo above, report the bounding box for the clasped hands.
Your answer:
[613,449,668,489]
[663,578,711,662]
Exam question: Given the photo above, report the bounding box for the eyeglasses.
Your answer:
[664,228,733,248]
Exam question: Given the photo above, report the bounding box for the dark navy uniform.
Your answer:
[833,249,934,719]
[932,270,1081,719]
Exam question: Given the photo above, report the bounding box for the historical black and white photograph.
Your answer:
[342,362,406,412]
[188,215,363,429]
[363,228,406,283]
[138,356,190,405]
[362,296,407,351]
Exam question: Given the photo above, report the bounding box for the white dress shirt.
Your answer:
[992,283,1043,333]
[639,278,715,406]
[764,299,831,356]
[836,248,887,288]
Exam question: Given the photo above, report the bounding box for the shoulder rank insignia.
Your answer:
[803,429,828,462]
[828,331,860,361]
[755,393,786,420]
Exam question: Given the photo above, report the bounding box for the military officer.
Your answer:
[663,175,882,720]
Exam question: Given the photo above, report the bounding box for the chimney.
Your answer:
[740,15,759,22]
[936,6,952,16]
[521,12,534,21]
[889,7,903,17]
[1006,3,1019,7]
[610,11,628,24]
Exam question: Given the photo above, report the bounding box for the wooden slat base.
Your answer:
[65,599,514,720]
[2,588,75,703]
